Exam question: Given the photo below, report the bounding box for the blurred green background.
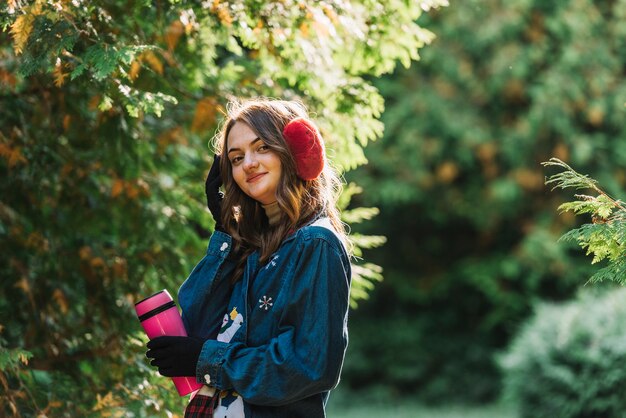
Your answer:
[338,0,625,405]
[1,0,625,417]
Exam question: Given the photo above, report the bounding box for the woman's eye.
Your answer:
[258,145,269,152]
[231,156,243,164]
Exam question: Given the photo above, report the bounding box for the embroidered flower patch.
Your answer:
[259,296,273,311]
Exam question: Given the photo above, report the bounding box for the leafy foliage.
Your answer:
[500,288,626,418]
[339,183,387,307]
[341,0,626,403]
[544,158,626,281]
[0,338,33,416]
[0,0,447,416]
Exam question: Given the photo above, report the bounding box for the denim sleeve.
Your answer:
[179,231,237,339]
[196,236,351,406]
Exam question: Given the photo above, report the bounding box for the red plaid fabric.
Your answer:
[184,393,220,418]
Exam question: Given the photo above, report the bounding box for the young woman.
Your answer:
[146,99,352,417]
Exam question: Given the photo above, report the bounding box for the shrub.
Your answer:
[500,288,626,418]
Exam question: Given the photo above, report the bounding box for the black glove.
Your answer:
[205,155,224,232]
[145,336,205,377]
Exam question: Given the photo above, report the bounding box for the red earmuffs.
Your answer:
[282,118,325,181]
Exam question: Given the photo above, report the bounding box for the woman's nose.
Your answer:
[243,154,259,170]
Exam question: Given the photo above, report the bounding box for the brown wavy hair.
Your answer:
[213,98,348,283]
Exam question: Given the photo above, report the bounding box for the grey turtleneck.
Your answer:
[262,201,281,226]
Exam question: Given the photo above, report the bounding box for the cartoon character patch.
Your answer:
[214,390,244,417]
[217,307,244,343]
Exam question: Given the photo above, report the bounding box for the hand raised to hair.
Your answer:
[205,155,224,232]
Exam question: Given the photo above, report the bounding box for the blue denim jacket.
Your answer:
[178,219,351,417]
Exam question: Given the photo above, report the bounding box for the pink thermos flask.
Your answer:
[135,289,203,396]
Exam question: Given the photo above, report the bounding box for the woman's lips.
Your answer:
[246,173,266,183]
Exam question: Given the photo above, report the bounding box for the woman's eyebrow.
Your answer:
[227,137,262,154]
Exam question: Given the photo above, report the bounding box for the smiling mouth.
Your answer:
[246,173,266,183]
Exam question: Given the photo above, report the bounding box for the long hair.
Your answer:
[213,98,348,283]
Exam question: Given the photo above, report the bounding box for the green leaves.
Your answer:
[122,89,178,118]
[0,336,35,414]
[560,223,623,266]
[545,159,626,283]
[349,262,383,308]
[70,45,148,81]
[501,288,626,416]
[557,195,615,219]
[1,1,449,415]
[341,0,626,402]
[340,183,387,307]
[0,344,32,371]
[543,158,600,192]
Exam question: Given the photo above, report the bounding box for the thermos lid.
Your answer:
[135,289,174,318]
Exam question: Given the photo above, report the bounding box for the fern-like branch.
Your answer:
[543,158,626,212]
[543,158,626,285]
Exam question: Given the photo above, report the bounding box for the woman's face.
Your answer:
[227,121,282,205]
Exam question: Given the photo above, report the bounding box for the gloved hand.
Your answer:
[146,336,205,377]
[205,155,224,232]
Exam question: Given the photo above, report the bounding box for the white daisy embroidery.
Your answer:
[259,296,273,311]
